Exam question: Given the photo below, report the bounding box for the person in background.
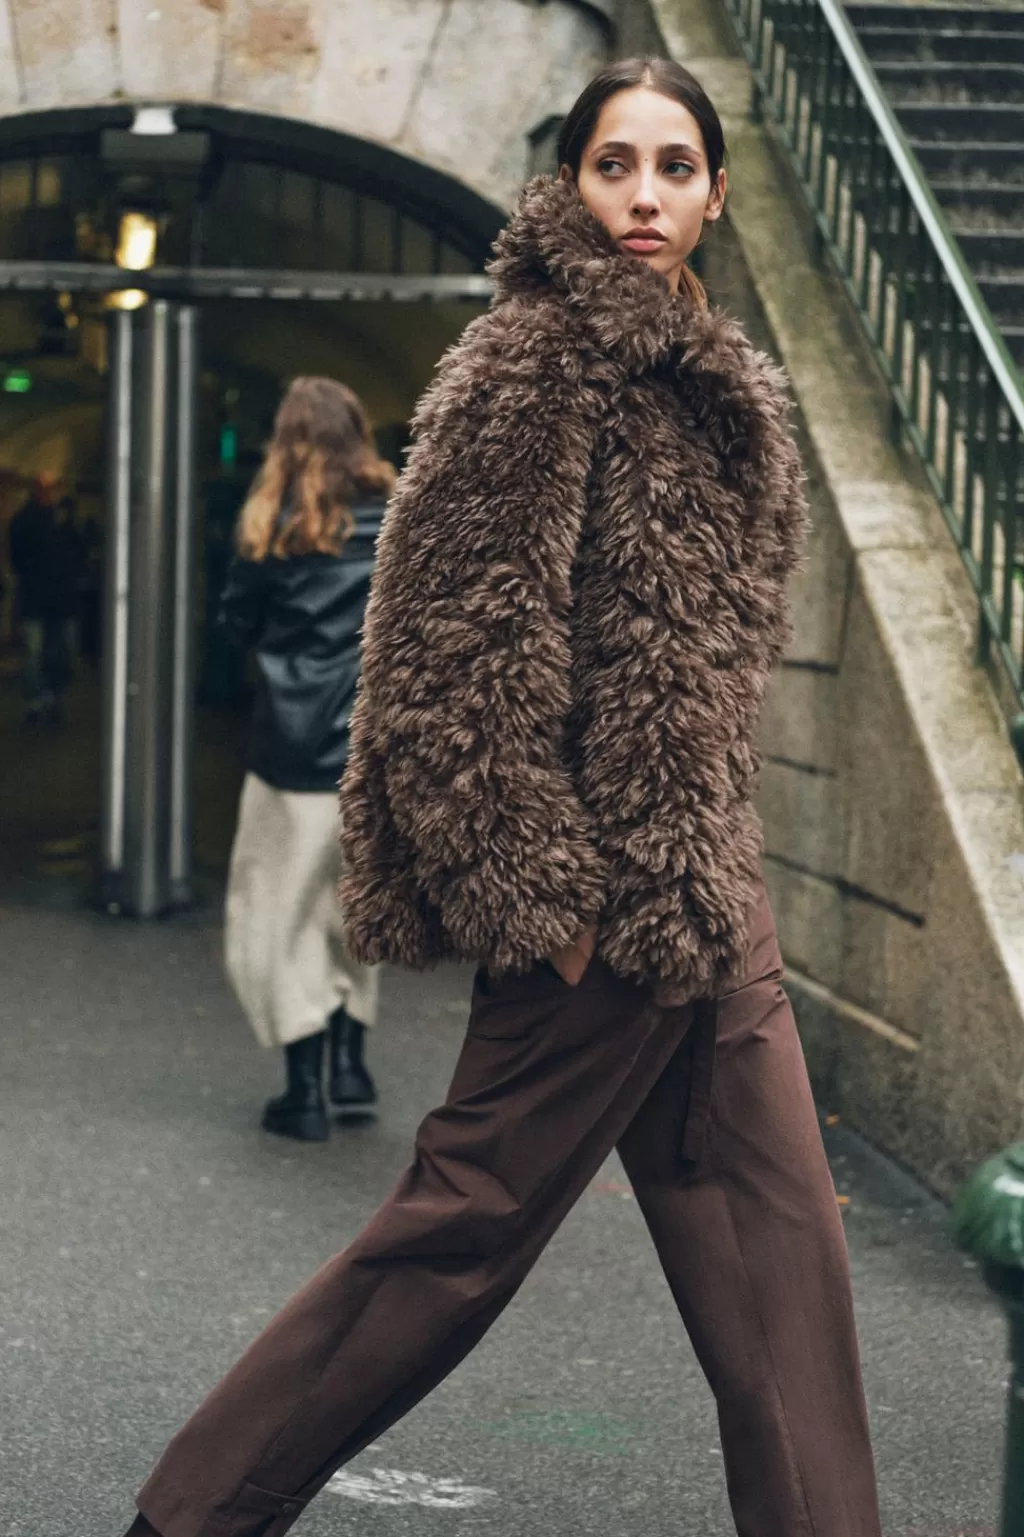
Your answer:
[218,376,395,1142]
[8,472,80,723]
[75,510,103,665]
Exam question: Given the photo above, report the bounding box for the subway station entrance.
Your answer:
[0,105,500,913]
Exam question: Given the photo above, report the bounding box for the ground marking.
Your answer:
[325,1468,497,1508]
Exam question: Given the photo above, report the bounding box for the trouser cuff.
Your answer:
[139,1476,307,1537]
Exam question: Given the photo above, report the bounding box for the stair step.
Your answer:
[912,141,1024,183]
[845,11,1024,378]
[876,62,1024,104]
[1001,325,1024,365]
[896,103,1024,140]
[858,28,1024,64]
[947,228,1024,274]
[932,183,1024,228]
[977,275,1024,324]
[847,5,1024,34]
[914,319,1024,371]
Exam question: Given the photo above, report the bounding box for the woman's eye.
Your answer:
[597,158,628,176]
[665,160,695,177]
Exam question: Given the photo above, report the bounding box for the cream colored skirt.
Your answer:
[224,772,380,1049]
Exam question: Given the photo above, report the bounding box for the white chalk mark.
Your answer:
[325,1468,497,1509]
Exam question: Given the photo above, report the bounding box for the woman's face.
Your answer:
[570,85,726,294]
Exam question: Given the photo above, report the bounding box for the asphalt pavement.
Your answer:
[0,898,1008,1537]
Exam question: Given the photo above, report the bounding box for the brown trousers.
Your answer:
[132,886,882,1537]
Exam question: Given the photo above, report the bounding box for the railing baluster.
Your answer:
[859,121,880,323]
[803,2,825,184]
[831,66,849,245]
[964,339,983,560]
[943,301,963,523]
[1000,417,1019,649]
[890,183,910,420]
[979,380,1001,655]
[839,85,862,277]
[792,0,815,171]
[759,0,774,91]
[908,217,928,431]
[815,29,837,217]
[924,248,942,454]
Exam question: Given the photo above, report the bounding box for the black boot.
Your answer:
[262,1032,329,1142]
[328,1007,378,1114]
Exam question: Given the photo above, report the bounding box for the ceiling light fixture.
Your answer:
[115,211,158,272]
[107,209,159,311]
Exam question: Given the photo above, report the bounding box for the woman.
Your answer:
[219,377,394,1142]
[125,61,882,1536]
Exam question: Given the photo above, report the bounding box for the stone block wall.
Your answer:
[702,165,1024,1197]
[0,0,609,211]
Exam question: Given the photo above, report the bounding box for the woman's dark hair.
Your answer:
[556,57,726,185]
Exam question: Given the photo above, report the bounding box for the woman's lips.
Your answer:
[620,234,667,255]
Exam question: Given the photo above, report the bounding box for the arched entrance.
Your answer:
[0,105,501,912]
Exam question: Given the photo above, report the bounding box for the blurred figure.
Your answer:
[219,377,395,1142]
[75,511,103,665]
[8,473,81,722]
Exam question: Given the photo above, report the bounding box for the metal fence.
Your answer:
[723,0,1024,758]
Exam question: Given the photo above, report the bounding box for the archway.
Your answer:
[0,105,501,910]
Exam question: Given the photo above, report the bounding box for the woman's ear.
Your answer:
[704,168,727,223]
[557,164,573,184]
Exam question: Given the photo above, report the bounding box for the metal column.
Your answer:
[99,300,200,917]
[168,306,200,906]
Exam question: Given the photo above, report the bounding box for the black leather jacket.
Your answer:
[219,495,386,793]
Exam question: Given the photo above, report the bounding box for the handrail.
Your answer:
[723,0,1024,757]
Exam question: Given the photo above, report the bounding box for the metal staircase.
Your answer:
[722,0,1024,757]
[848,4,1024,371]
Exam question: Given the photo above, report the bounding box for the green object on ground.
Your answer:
[954,1145,1024,1537]
[953,1144,1024,1269]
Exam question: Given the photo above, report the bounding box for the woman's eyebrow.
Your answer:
[591,139,704,159]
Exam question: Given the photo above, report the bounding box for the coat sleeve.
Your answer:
[218,556,270,649]
[340,307,608,973]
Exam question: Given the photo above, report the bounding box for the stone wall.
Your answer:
[648,0,1024,1194]
[0,0,609,211]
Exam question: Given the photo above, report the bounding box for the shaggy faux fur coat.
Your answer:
[339,175,807,998]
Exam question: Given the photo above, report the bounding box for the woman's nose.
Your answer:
[631,177,660,221]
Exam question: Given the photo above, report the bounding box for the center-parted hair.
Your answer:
[557,58,726,183]
[237,376,396,562]
[556,58,727,310]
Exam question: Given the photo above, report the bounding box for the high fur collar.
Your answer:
[487,175,736,374]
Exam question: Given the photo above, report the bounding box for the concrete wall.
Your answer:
[647,0,1024,1195]
[0,0,608,210]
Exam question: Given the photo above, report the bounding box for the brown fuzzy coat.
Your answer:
[339,176,807,998]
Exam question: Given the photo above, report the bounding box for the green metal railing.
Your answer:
[722,0,1024,758]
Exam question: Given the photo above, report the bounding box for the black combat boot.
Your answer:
[328,1007,378,1114]
[262,1031,329,1142]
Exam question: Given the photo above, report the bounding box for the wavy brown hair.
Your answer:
[237,376,396,561]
